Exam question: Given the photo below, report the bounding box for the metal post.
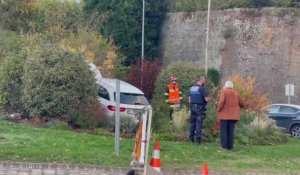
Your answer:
[142,0,145,60]
[141,0,145,90]
[115,80,120,154]
[288,84,291,104]
[205,0,211,76]
[143,107,153,175]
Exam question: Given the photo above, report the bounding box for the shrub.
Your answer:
[0,30,25,112]
[70,101,107,129]
[0,0,31,32]
[0,55,25,111]
[204,87,220,130]
[100,117,138,134]
[235,114,288,145]
[114,63,130,81]
[22,43,97,117]
[229,73,269,112]
[128,59,161,100]
[152,62,204,129]
[152,62,218,130]
[207,68,220,87]
[0,30,22,59]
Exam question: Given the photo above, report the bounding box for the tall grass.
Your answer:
[173,106,189,133]
[236,115,288,145]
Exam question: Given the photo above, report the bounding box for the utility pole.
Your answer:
[205,0,211,76]
[141,0,145,90]
[142,0,145,60]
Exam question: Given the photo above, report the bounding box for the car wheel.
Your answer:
[290,124,300,138]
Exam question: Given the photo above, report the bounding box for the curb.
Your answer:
[0,161,128,175]
[0,162,299,175]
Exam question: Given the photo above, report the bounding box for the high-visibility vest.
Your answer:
[167,84,181,104]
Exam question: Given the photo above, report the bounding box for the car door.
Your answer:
[270,106,298,129]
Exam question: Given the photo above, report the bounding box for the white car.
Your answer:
[97,78,150,124]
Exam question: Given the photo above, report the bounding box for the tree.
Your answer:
[84,0,167,65]
[128,59,161,99]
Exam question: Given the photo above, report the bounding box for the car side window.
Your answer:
[98,85,110,100]
[269,106,280,113]
[278,106,296,113]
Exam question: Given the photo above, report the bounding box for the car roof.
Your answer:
[265,104,300,109]
[98,78,144,94]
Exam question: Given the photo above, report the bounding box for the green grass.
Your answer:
[0,119,299,173]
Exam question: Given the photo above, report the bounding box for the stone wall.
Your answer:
[160,8,300,104]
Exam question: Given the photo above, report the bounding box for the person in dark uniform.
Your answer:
[189,76,210,144]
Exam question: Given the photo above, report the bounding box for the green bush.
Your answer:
[22,43,97,117]
[207,68,220,87]
[0,30,22,59]
[0,0,31,32]
[0,55,25,111]
[152,62,218,132]
[152,62,203,129]
[235,114,288,145]
[0,30,25,111]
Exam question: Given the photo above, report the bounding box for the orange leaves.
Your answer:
[229,73,269,112]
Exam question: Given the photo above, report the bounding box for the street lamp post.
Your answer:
[142,0,145,60]
[205,0,211,76]
[141,0,145,90]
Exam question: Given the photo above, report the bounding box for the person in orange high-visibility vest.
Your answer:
[164,76,182,120]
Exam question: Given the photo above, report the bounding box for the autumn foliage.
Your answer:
[129,59,161,100]
[229,74,269,112]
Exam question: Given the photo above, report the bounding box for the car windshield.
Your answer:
[114,93,149,105]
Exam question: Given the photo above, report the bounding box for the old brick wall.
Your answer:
[160,8,300,104]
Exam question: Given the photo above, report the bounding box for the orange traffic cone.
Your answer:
[150,140,161,172]
[201,163,208,175]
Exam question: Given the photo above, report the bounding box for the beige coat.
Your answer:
[217,88,244,120]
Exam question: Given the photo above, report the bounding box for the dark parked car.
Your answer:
[262,104,300,138]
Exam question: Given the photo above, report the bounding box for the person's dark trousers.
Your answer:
[189,104,205,144]
[220,120,237,149]
[169,108,174,120]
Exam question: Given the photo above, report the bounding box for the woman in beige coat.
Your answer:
[217,81,244,150]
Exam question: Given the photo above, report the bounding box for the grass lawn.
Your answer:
[0,118,299,173]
